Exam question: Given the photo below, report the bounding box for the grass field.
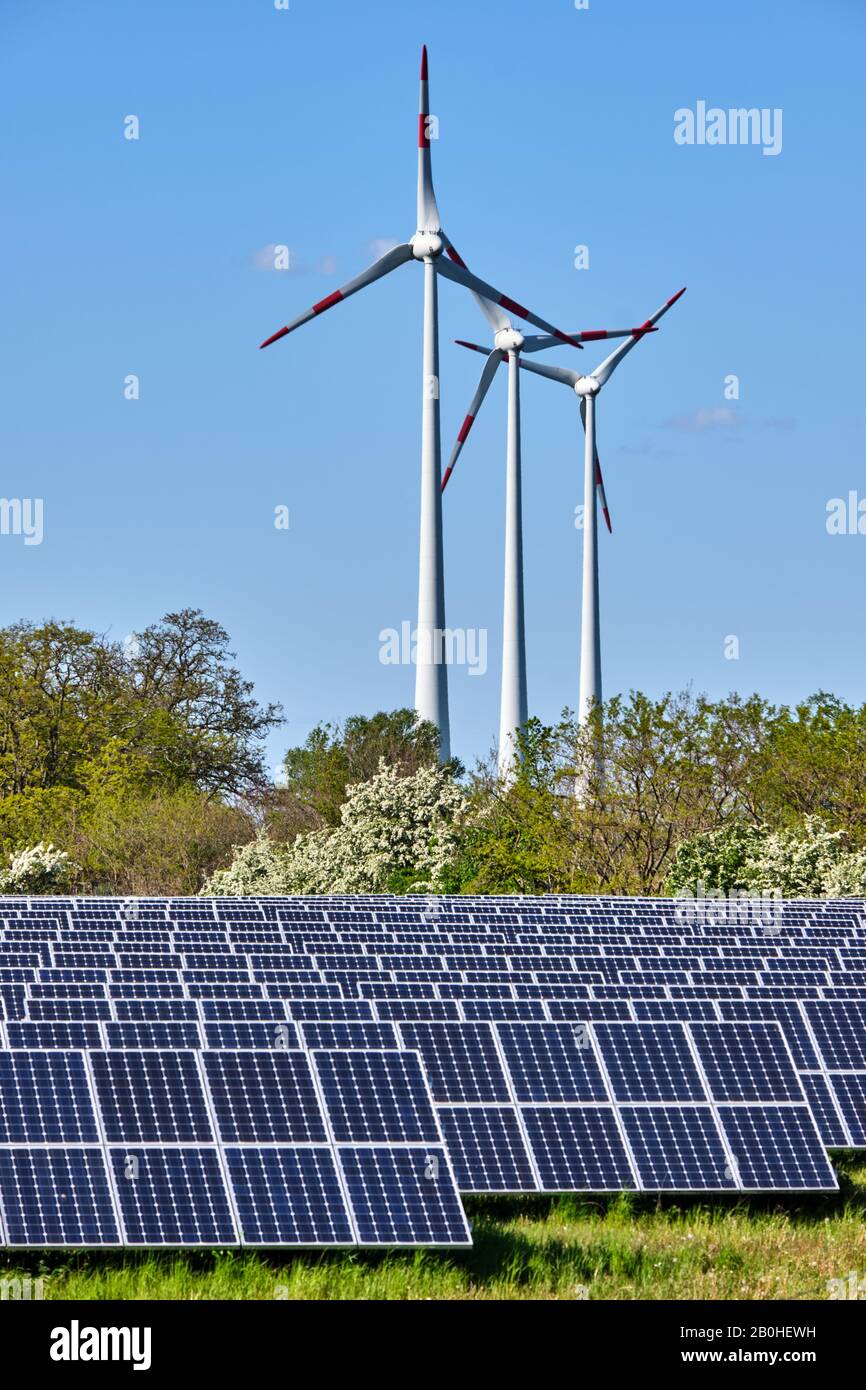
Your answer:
[3,1153,865,1301]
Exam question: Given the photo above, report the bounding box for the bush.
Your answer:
[205,760,468,895]
[0,842,73,893]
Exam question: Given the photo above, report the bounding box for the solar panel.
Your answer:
[718,1106,837,1190]
[202,1051,327,1143]
[0,1148,121,1246]
[437,1107,537,1192]
[223,1147,352,1246]
[521,1107,636,1190]
[312,1050,441,1144]
[619,1106,737,1190]
[337,1147,470,1247]
[110,1148,238,1246]
[0,1051,98,1142]
[90,1050,213,1143]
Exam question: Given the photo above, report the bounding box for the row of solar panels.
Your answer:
[0,1019,840,1248]
[1,1002,863,1147]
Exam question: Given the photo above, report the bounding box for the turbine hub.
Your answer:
[494,328,524,352]
[411,231,443,259]
[573,376,600,397]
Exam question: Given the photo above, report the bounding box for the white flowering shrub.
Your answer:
[0,842,73,894]
[668,816,866,899]
[204,760,468,896]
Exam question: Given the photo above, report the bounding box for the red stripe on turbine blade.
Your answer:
[457,413,475,444]
[595,460,603,485]
[602,506,612,533]
[551,328,585,350]
[579,330,609,341]
[446,245,468,268]
[666,286,687,306]
[441,465,453,492]
[312,290,343,315]
[454,340,489,355]
[420,45,428,79]
[259,326,289,349]
[499,295,529,319]
[418,115,430,148]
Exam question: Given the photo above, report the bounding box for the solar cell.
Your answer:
[687,1022,804,1102]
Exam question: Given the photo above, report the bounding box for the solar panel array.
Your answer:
[1,893,862,1245]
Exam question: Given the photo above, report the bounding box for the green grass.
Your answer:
[4,1154,866,1301]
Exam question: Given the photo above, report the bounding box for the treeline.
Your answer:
[3,610,865,898]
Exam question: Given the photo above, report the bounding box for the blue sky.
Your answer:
[2,0,864,776]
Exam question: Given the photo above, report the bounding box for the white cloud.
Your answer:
[663,406,741,432]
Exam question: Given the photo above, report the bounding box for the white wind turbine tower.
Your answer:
[259,46,585,762]
[444,309,660,777]
[511,287,686,729]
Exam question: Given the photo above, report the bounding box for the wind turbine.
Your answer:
[456,286,686,743]
[444,310,660,777]
[258,47,585,762]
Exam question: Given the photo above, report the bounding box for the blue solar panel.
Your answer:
[688,1022,804,1101]
[437,1107,537,1192]
[104,1022,203,1049]
[395,1023,511,1103]
[223,1147,353,1246]
[312,1050,441,1143]
[593,1023,706,1102]
[110,1148,237,1246]
[0,1149,120,1246]
[718,1105,837,1190]
[5,1022,103,1049]
[90,1050,213,1143]
[203,1051,327,1143]
[0,1051,98,1141]
[337,1147,470,1246]
[620,1106,737,1190]
[495,1023,608,1102]
[521,1108,636,1190]
[803,1001,866,1069]
[799,1073,850,1146]
[298,1021,398,1050]
[827,1074,866,1145]
[203,1021,299,1049]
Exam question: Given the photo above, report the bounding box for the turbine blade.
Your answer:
[521,327,658,354]
[417,44,441,232]
[515,354,581,389]
[580,397,612,533]
[454,338,493,355]
[259,243,414,347]
[592,287,686,386]
[436,255,584,347]
[441,349,506,491]
[442,240,510,331]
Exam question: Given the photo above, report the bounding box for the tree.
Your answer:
[0,609,283,799]
[275,709,448,836]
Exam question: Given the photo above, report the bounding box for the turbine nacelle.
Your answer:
[411,230,443,259]
[494,327,524,352]
[573,376,601,397]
